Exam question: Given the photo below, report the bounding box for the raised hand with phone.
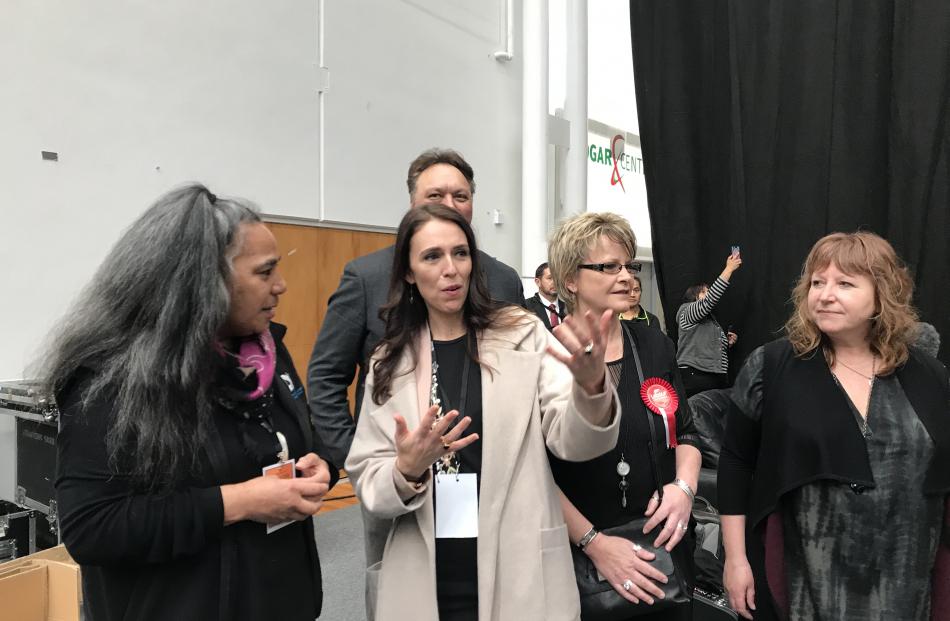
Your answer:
[674,246,744,397]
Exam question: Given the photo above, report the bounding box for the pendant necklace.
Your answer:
[831,355,876,439]
[836,356,876,387]
[617,453,631,508]
[428,324,468,475]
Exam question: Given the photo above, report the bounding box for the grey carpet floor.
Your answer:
[313,504,366,621]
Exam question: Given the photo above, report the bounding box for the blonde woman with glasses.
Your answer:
[547,212,701,621]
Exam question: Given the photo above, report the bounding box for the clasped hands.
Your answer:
[221,452,332,525]
[586,483,692,605]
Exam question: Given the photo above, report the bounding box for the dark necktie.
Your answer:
[548,304,560,327]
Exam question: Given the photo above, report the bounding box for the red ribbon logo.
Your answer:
[610,134,626,192]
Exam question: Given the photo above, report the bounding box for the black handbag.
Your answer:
[570,326,692,619]
[691,495,725,593]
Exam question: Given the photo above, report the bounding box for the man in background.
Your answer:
[524,261,565,331]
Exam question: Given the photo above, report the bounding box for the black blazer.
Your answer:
[524,293,566,331]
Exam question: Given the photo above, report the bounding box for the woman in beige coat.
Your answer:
[346,204,621,621]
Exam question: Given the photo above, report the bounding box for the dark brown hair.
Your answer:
[406,148,476,198]
[683,283,709,303]
[371,204,519,405]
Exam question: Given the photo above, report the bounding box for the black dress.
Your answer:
[730,347,943,620]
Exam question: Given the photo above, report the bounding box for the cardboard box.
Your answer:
[0,545,81,621]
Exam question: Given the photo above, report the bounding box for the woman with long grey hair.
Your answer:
[46,184,337,621]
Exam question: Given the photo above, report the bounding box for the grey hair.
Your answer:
[914,322,941,358]
[40,183,261,488]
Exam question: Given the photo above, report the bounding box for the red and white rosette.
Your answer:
[639,378,679,448]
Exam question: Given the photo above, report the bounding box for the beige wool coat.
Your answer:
[346,314,621,621]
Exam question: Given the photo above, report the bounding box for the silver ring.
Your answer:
[632,543,642,552]
[680,523,689,532]
[676,521,683,530]
[583,342,594,355]
[622,579,633,592]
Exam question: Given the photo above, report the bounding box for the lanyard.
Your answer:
[257,412,290,462]
[428,325,471,476]
[239,390,289,462]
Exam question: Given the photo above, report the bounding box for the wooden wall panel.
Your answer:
[266,223,395,407]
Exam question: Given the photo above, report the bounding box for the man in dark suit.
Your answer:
[307,148,523,465]
[524,261,565,331]
[306,149,523,615]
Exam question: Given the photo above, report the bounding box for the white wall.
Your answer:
[0,0,523,501]
[0,0,649,501]
[547,0,650,248]
[321,0,523,264]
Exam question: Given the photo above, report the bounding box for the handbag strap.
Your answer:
[620,323,667,501]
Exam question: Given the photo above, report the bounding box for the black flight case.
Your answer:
[0,379,61,560]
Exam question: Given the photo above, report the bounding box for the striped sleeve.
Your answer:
[677,277,729,331]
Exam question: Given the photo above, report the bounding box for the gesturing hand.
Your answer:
[548,309,613,395]
[393,405,479,480]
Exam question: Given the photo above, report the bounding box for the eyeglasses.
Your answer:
[578,262,642,275]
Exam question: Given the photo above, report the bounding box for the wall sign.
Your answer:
[588,133,644,193]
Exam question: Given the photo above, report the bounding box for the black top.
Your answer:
[55,323,338,621]
[549,322,700,529]
[215,386,316,620]
[620,306,663,332]
[432,334,483,606]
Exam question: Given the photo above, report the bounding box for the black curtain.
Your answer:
[630,0,950,367]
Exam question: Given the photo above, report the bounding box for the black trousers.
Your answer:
[679,366,728,398]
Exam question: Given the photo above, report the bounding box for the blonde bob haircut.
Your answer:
[785,231,918,375]
[548,212,637,313]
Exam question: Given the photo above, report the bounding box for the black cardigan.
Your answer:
[55,323,339,621]
[718,338,950,529]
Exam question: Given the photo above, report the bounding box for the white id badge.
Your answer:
[434,473,478,538]
[262,458,296,534]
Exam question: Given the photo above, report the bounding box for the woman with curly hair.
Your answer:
[718,231,950,620]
